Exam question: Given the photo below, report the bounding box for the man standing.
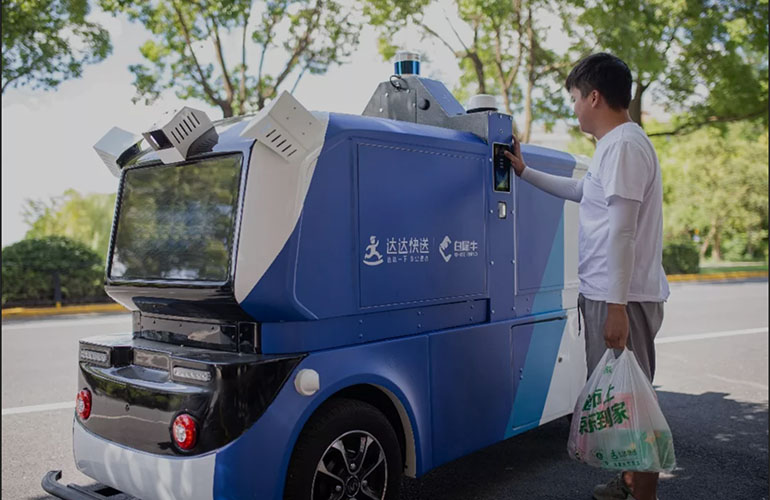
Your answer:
[504,53,670,500]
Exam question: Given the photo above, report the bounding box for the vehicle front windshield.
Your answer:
[109,155,242,282]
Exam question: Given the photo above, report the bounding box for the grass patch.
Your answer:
[699,263,768,274]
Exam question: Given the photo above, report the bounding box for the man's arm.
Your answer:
[503,137,583,202]
[521,167,584,202]
[603,195,641,349]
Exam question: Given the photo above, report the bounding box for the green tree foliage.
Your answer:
[567,0,768,135]
[367,0,767,141]
[662,239,700,274]
[99,0,361,117]
[365,0,578,141]
[1,236,105,306]
[23,189,116,262]
[657,123,768,261]
[1,0,112,93]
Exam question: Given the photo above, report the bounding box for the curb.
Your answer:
[2,271,767,319]
[1,303,127,319]
[666,270,768,282]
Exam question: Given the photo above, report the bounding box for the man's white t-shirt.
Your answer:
[578,122,670,303]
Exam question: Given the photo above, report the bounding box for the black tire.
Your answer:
[284,398,403,500]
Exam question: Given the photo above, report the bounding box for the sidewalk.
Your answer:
[1,302,127,320]
[666,270,768,282]
[3,270,766,320]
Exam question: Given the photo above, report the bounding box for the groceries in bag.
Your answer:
[567,348,676,472]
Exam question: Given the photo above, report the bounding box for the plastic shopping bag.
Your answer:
[567,348,676,472]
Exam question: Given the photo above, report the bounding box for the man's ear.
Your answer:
[590,90,601,108]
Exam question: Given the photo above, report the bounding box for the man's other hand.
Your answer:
[604,303,629,349]
[504,136,526,177]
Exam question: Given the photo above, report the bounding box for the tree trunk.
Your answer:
[629,79,646,126]
[220,101,234,118]
[523,78,533,143]
[467,52,486,94]
[522,8,535,143]
[712,227,722,261]
[52,271,62,308]
[501,90,512,115]
[700,225,716,260]
[239,12,249,113]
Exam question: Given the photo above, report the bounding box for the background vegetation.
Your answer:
[2,0,767,305]
[1,236,106,307]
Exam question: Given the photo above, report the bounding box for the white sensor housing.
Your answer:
[467,94,498,112]
[294,369,320,396]
[142,107,214,164]
[94,127,143,177]
[240,91,322,163]
[394,50,421,63]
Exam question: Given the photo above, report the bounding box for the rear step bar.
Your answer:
[42,471,137,500]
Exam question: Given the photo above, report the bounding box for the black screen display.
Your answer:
[109,155,242,282]
[493,143,512,192]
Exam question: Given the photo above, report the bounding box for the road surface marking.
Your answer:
[706,374,769,391]
[656,327,768,344]
[2,315,132,332]
[2,401,74,416]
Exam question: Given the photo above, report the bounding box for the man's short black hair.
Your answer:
[565,53,632,110]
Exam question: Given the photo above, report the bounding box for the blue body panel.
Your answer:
[506,317,567,436]
[428,322,512,464]
[238,113,491,324]
[261,299,487,353]
[240,111,574,343]
[514,145,576,316]
[357,141,487,307]
[485,113,517,324]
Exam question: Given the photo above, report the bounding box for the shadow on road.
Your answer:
[401,391,768,499]
[23,391,767,500]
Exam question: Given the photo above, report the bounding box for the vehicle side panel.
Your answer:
[212,334,432,500]
[428,322,512,466]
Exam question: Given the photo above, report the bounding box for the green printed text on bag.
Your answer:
[567,349,676,472]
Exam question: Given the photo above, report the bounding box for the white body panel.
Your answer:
[562,153,589,308]
[74,422,216,500]
[233,111,330,303]
[143,107,214,164]
[240,91,323,163]
[94,127,143,177]
[538,308,587,425]
[541,153,590,425]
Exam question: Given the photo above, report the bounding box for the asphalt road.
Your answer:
[2,279,768,500]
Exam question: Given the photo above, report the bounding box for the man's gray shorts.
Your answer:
[578,293,664,383]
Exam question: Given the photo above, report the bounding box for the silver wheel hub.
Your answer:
[345,476,361,496]
[311,430,388,500]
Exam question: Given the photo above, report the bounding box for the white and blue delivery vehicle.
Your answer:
[43,55,589,500]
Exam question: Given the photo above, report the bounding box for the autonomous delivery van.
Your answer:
[44,53,589,500]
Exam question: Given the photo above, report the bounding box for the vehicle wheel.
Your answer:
[284,398,402,500]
